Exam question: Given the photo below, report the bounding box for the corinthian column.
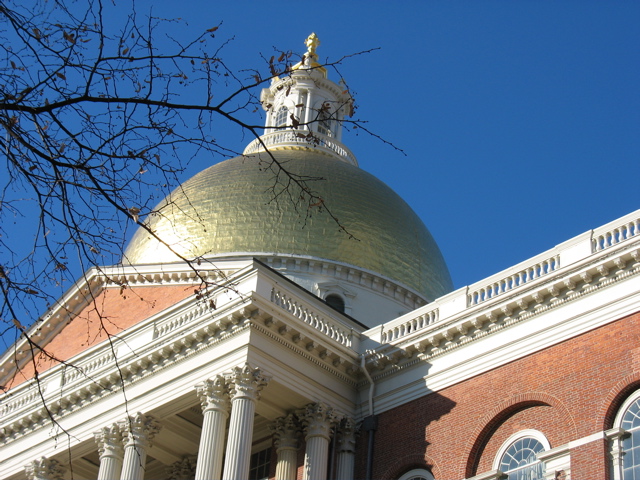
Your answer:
[298,402,341,480]
[24,457,65,480]
[95,423,125,480]
[335,417,357,480]
[194,375,230,480]
[119,412,162,480]
[221,364,270,480]
[167,455,197,480]
[272,413,300,480]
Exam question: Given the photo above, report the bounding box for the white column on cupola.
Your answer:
[335,417,357,480]
[24,457,65,480]
[95,423,125,480]
[272,413,301,480]
[298,402,341,480]
[194,375,230,480]
[251,33,356,165]
[119,413,162,480]
[221,364,270,480]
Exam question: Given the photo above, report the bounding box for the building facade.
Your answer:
[1,34,639,480]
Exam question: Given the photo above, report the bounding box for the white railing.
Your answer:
[468,253,560,306]
[372,209,640,346]
[381,305,439,343]
[243,130,358,166]
[592,211,640,252]
[270,288,353,348]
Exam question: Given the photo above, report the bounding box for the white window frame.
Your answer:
[493,429,551,479]
[274,106,289,127]
[611,388,640,480]
[398,468,435,480]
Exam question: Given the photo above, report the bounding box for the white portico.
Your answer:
[1,258,363,480]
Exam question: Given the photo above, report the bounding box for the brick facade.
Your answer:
[355,310,640,479]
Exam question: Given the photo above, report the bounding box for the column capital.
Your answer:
[94,423,125,458]
[298,402,341,441]
[167,455,197,480]
[24,457,65,480]
[226,364,270,402]
[121,412,162,448]
[336,417,358,454]
[196,375,230,413]
[272,413,301,451]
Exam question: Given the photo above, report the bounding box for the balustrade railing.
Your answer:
[468,254,560,306]
[270,288,353,348]
[381,306,439,343]
[243,130,358,166]
[592,211,640,252]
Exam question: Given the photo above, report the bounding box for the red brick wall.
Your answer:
[5,284,193,389]
[570,438,609,480]
[357,310,640,480]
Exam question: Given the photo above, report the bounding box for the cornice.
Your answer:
[363,243,640,383]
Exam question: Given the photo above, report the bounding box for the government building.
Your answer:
[1,34,639,480]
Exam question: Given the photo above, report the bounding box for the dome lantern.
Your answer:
[243,33,357,165]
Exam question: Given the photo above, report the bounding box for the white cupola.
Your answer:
[243,33,357,165]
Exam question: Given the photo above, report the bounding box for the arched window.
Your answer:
[275,106,288,127]
[614,389,640,479]
[397,468,435,480]
[317,103,334,136]
[325,293,345,313]
[495,430,549,480]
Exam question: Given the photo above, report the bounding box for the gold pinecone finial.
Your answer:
[305,33,320,58]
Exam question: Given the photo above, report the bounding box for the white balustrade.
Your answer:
[243,130,358,166]
[592,211,640,252]
[468,254,560,307]
[381,306,439,343]
[270,288,353,348]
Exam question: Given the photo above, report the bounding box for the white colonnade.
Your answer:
[23,364,355,480]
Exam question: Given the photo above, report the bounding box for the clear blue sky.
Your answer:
[122,0,638,289]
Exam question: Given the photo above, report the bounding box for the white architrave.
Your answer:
[221,364,270,480]
[299,402,341,480]
[273,413,301,480]
[94,423,125,480]
[194,376,230,480]
[119,413,162,480]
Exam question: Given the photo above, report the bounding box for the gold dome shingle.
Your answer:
[123,150,453,301]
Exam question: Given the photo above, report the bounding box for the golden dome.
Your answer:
[123,150,453,301]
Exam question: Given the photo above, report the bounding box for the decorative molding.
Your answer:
[365,246,640,377]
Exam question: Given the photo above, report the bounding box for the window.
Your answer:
[248,448,271,480]
[275,106,288,127]
[398,468,435,480]
[616,390,640,480]
[325,294,345,313]
[495,430,549,480]
[317,103,334,136]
